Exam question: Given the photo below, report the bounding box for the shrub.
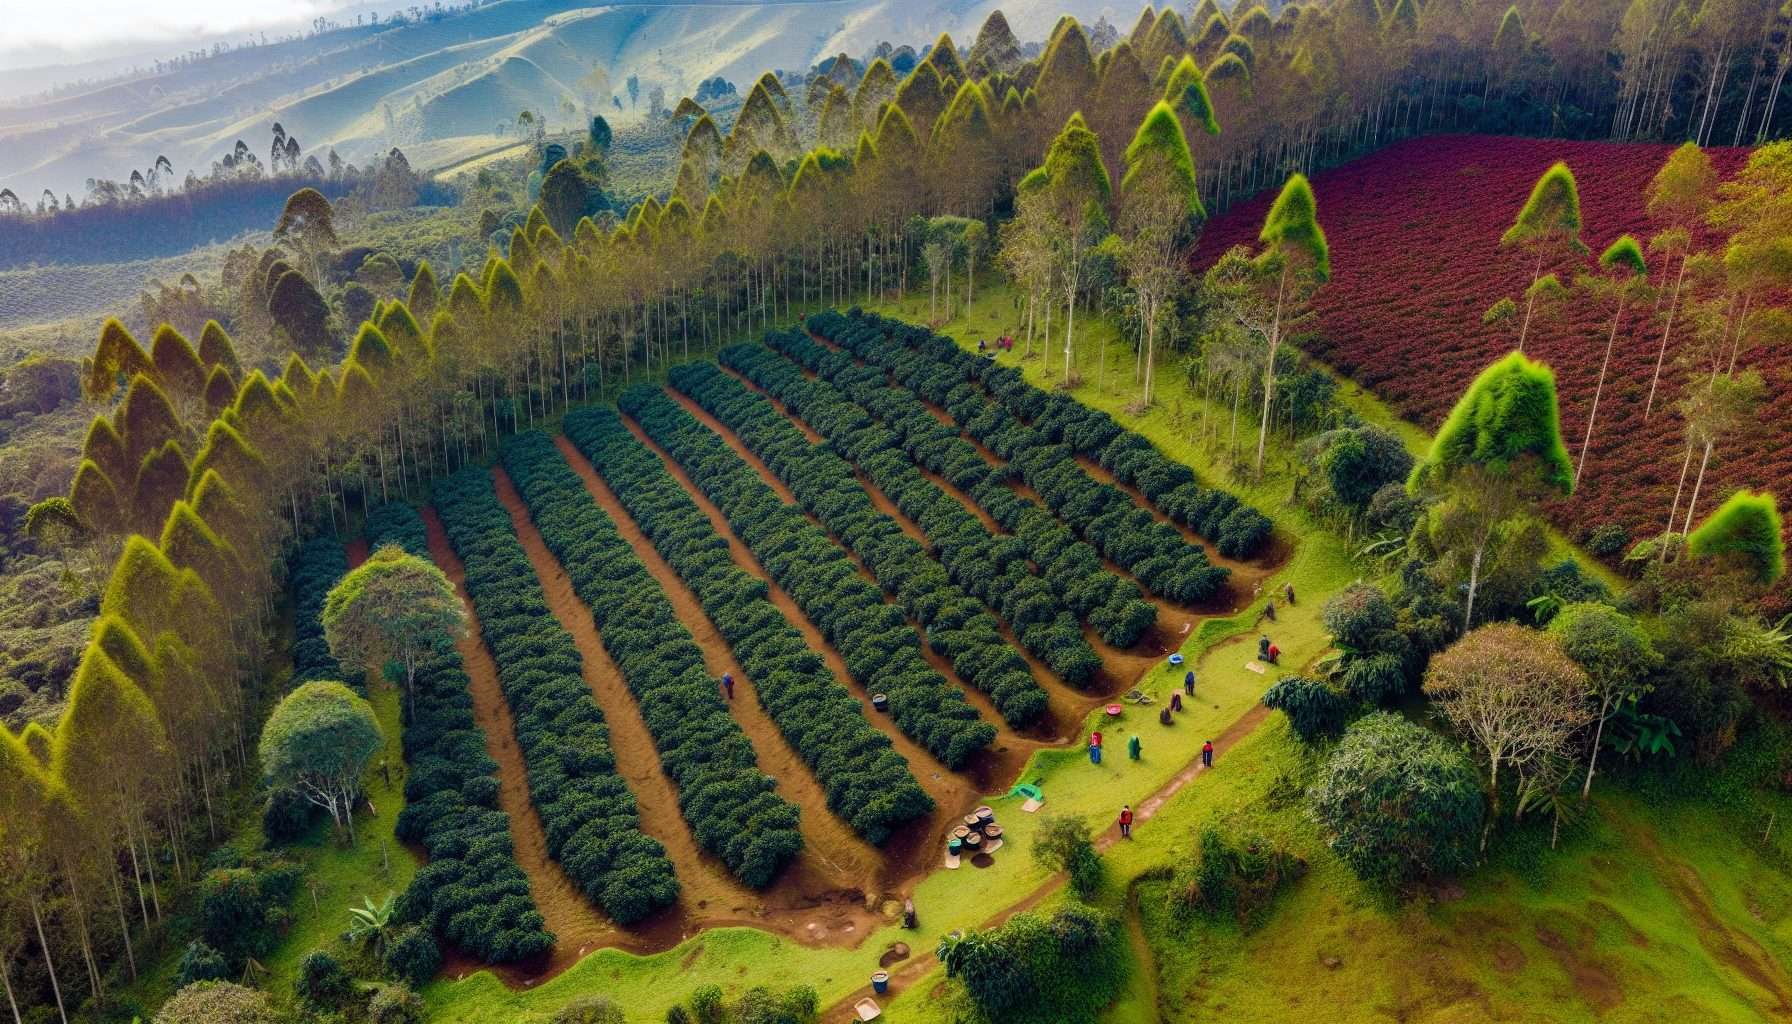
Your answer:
[938,905,1127,1024]
[294,949,353,1009]
[500,431,804,887]
[260,785,314,844]
[1262,677,1351,742]
[690,986,724,1024]
[1030,816,1103,900]
[175,941,229,987]
[154,981,279,1024]
[365,503,552,962]
[197,861,296,968]
[666,1008,693,1024]
[382,925,441,988]
[1340,652,1408,705]
[1310,713,1484,888]
[1322,583,1396,651]
[1586,522,1629,557]
[1173,822,1304,927]
[553,997,626,1024]
[367,983,426,1024]
[673,357,1055,724]
[729,337,1107,694]
[288,536,349,684]
[818,309,1271,558]
[808,311,1240,600]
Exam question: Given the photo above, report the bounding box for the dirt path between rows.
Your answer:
[489,466,754,917]
[422,508,624,978]
[613,411,983,885]
[820,695,1274,1021]
[551,435,885,894]
[661,385,1039,755]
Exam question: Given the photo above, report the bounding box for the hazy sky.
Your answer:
[1,0,371,71]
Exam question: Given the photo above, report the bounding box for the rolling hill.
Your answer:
[0,0,1121,201]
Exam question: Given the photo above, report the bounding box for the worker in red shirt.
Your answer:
[1202,739,1214,768]
[1118,805,1134,839]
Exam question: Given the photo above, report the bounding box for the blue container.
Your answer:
[872,971,890,994]
[1168,653,1184,666]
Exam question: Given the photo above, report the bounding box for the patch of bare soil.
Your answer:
[1634,825,1792,1016]
[1534,922,1624,1012]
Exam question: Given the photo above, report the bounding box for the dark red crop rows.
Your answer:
[1194,134,1777,555]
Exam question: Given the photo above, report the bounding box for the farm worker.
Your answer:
[1159,707,1173,726]
[1091,730,1103,749]
[1285,582,1296,606]
[1090,743,1102,765]
[1169,692,1183,713]
[1202,740,1214,768]
[978,338,987,353]
[1263,599,1276,623]
[1268,643,1281,665]
[1118,805,1134,839]
[1183,670,1195,696]
[1128,735,1142,760]
[721,673,734,700]
[1258,635,1271,660]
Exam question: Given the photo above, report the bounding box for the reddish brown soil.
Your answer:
[551,435,884,891]
[422,508,627,978]
[1632,824,1792,1016]
[344,538,369,567]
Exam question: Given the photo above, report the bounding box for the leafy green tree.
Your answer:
[1020,114,1111,382]
[258,681,383,842]
[1500,162,1586,352]
[1409,352,1573,628]
[273,186,339,282]
[1548,602,1661,797]
[1264,675,1353,741]
[1688,490,1785,585]
[295,948,354,1008]
[1120,100,1204,407]
[267,267,336,363]
[1310,712,1484,887]
[1574,234,1647,487]
[322,544,464,707]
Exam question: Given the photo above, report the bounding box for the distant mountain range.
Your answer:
[0,0,1130,200]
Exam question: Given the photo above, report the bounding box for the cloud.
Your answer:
[2,0,358,64]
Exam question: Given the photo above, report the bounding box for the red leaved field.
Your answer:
[1197,134,1777,559]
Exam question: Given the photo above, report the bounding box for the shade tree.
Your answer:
[1409,353,1574,628]
[258,681,383,843]
[1500,162,1586,353]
